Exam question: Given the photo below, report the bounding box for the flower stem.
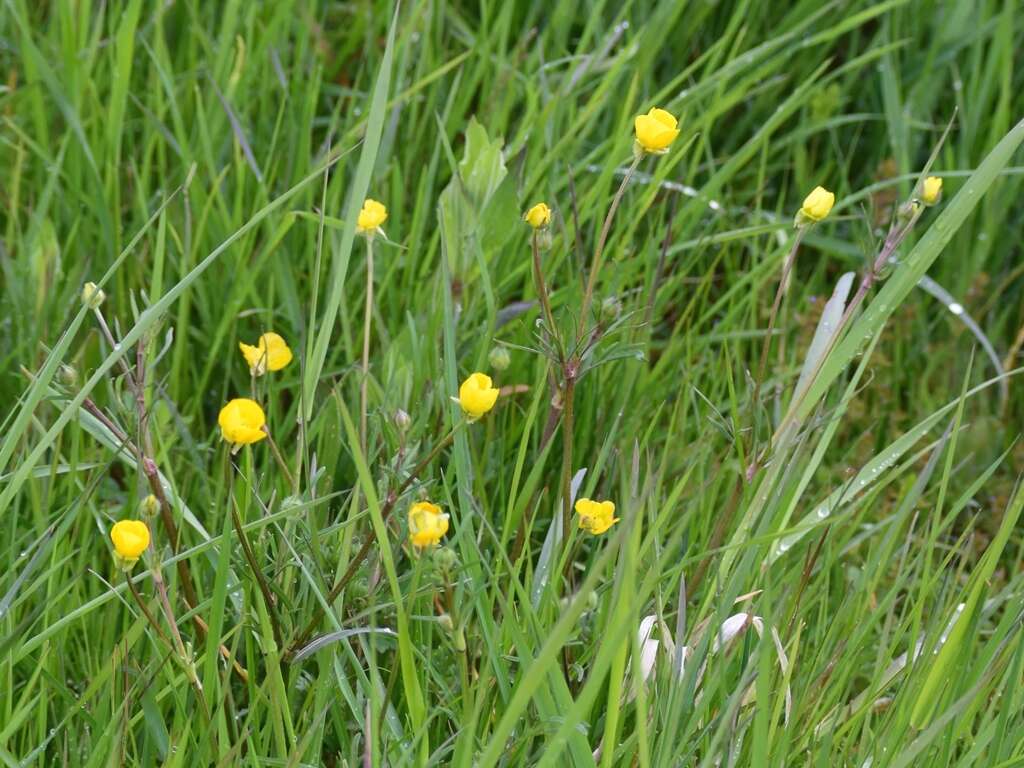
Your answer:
[361,236,375,455]
[262,427,296,490]
[559,375,577,549]
[747,227,807,475]
[230,496,285,650]
[126,573,171,647]
[578,156,642,334]
[532,231,563,364]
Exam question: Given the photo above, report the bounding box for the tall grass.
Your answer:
[2,1,1024,766]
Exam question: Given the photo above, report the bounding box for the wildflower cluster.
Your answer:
[88,98,950,725]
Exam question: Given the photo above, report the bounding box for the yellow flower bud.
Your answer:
[458,372,499,419]
[356,198,388,235]
[238,331,293,376]
[798,185,835,224]
[523,202,551,229]
[408,501,449,549]
[575,498,619,535]
[110,519,150,570]
[81,282,106,309]
[218,398,267,448]
[920,176,943,206]
[634,107,680,154]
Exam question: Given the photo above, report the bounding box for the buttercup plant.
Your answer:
[575,499,619,535]
[749,183,838,465]
[238,332,293,376]
[408,501,450,549]
[218,397,267,449]
[355,198,388,237]
[795,185,836,226]
[457,372,500,419]
[358,197,388,450]
[110,519,150,570]
[633,107,681,155]
[920,175,943,205]
[523,202,551,229]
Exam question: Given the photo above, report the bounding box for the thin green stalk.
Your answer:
[578,155,641,331]
[747,227,807,476]
[263,427,296,491]
[559,377,577,551]
[361,236,375,454]
[532,230,563,364]
[230,497,285,651]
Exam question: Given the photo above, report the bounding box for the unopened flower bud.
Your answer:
[81,282,105,309]
[394,409,411,431]
[59,364,78,385]
[139,494,160,519]
[794,185,835,227]
[432,546,458,572]
[920,176,942,206]
[600,295,622,322]
[488,346,511,371]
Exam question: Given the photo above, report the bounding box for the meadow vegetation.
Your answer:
[2,1,1024,765]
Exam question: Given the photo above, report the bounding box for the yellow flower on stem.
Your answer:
[524,202,551,229]
[458,372,499,419]
[356,198,388,236]
[634,107,680,154]
[797,185,835,225]
[218,398,267,449]
[920,176,943,206]
[409,501,449,549]
[110,519,150,570]
[239,331,293,376]
[575,498,619,535]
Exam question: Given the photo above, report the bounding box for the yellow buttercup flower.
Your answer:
[110,519,150,570]
[797,185,835,225]
[408,501,449,549]
[458,372,499,419]
[575,498,619,535]
[238,331,293,376]
[524,202,551,229]
[634,107,680,154]
[218,398,267,448]
[356,198,388,235]
[920,176,943,206]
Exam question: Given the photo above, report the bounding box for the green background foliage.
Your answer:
[2,0,1024,765]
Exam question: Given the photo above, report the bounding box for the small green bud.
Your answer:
[488,346,511,371]
[600,295,622,322]
[394,409,411,431]
[432,546,458,572]
[139,494,160,519]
